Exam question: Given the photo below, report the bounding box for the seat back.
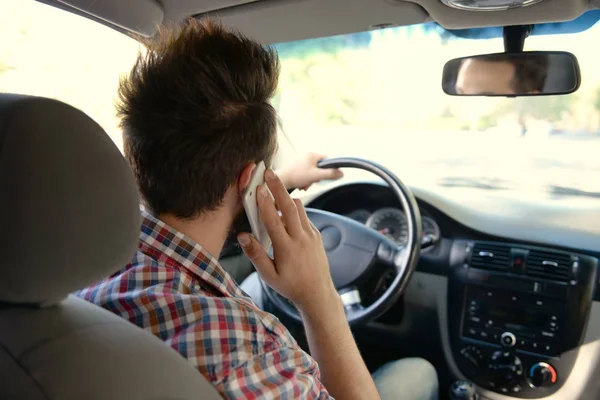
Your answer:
[0,94,221,400]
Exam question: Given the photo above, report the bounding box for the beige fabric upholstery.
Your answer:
[0,94,139,305]
[0,94,221,400]
[0,297,221,400]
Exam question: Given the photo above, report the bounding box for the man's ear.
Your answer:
[237,162,256,196]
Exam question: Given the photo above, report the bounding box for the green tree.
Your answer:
[277,46,371,125]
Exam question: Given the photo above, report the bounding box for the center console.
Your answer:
[448,240,597,398]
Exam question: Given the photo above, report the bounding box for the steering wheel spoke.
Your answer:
[339,287,362,309]
[376,241,407,266]
[338,287,367,321]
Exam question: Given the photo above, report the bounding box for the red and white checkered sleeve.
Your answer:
[217,343,332,399]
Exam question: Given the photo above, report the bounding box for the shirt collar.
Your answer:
[138,208,244,297]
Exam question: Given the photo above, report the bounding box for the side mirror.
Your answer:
[442,51,580,97]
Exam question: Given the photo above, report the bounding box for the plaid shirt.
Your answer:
[76,209,331,399]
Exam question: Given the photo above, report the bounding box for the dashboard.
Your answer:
[302,181,600,400]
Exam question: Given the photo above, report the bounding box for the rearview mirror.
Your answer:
[442,51,580,97]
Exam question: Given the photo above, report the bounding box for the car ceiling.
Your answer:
[39,0,600,43]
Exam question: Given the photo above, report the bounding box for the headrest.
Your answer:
[0,94,140,305]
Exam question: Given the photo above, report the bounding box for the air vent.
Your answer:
[526,250,572,282]
[470,242,511,271]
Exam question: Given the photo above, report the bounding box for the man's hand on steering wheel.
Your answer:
[277,152,344,191]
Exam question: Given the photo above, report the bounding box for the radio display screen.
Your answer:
[484,306,547,329]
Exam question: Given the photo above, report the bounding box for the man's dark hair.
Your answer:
[117,19,280,218]
[511,54,549,93]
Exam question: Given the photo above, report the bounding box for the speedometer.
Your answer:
[366,207,408,245]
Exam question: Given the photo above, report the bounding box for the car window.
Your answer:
[274,17,600,202]
[0,0,140,151]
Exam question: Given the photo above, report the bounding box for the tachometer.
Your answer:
[345,209,371,224]
[366,207,408,245]
[421,216,441,249]
[422,216,440,239]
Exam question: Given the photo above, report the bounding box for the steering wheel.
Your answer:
[261,157,422,326]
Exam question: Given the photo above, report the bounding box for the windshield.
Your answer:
[274,20,600,201]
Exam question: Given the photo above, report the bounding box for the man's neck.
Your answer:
[158,210,232,258]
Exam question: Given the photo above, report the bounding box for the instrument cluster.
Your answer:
[346,207,440,248]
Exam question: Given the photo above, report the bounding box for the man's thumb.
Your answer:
[237,233,277,281]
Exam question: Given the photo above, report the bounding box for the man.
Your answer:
[77,19,438,399]
[454,55,548,95]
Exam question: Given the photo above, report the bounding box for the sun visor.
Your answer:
[195,0,429,44]
[39,0,164,37]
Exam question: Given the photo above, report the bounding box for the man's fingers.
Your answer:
[317,168,344,181]
[238,233,278,280]
[255,185,288,246]
[264,169,302,235]
[294,198,312,231]
[309,152,328,162]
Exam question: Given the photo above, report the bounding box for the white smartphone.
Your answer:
[242,161,272,251]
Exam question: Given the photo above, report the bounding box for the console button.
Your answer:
[464,326,479,339]
[501,332,516,348]
[542,343,555,355]
[510,249,528,272]
[467,301,479,314]
[535,299,545,307]
[511,384,522,393]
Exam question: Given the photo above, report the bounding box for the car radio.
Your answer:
[462,285,565,357]
[447,240,597,398]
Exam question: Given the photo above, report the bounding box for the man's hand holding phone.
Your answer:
[237,168,338,313]
[237,169,381,400]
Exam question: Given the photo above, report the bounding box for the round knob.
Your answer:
[528,362,557,387]
[487,351,523,388]
[450,380,479,400]
[459,346,484,377]
[500,332,516,348]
